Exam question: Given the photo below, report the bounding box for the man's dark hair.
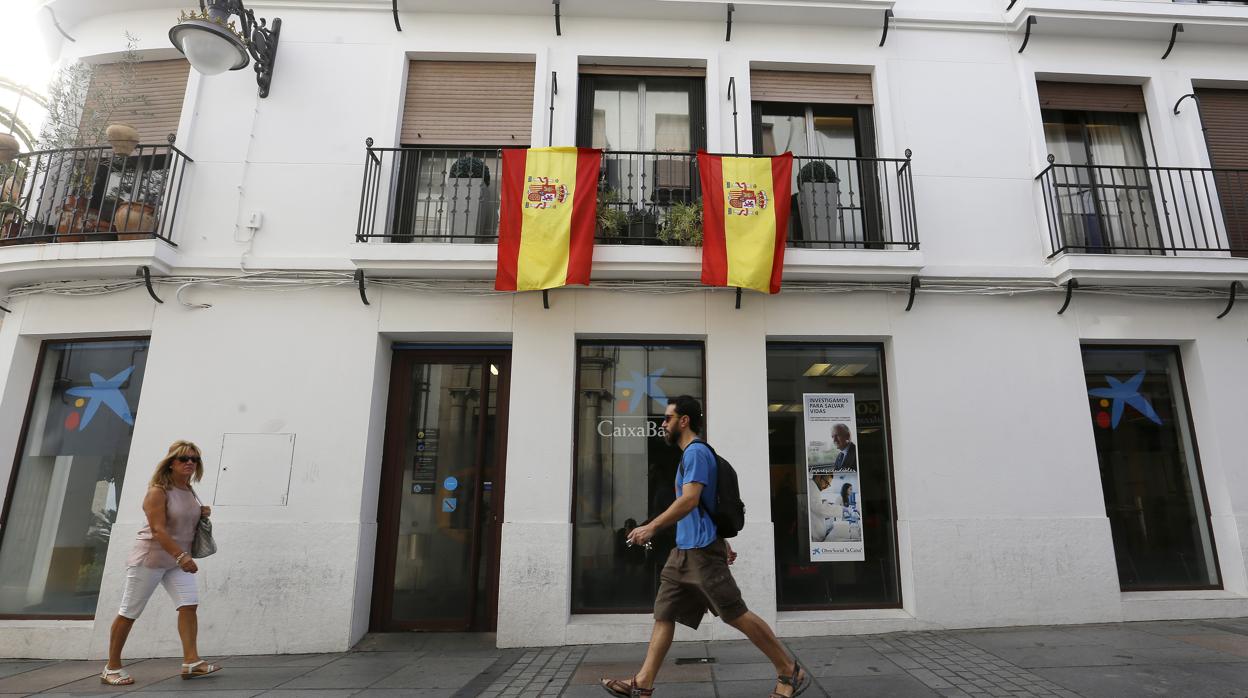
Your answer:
[667,395,703,434]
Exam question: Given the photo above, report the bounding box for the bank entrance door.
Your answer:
[371,348,510,631]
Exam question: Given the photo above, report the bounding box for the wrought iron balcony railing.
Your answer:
[1037,159,1248,257]
[356,145,919,250]
[1,141,192,246]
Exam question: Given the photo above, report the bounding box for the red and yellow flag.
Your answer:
[698,151,793,294]
[496,147,602,291]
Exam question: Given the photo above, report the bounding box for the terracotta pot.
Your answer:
[106,124,140,157]
[112,202,157,239]
[0,133,18,164]
[56,195,109,242]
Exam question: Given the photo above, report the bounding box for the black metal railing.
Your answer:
[1,141,192,246]
[1037,159,1248,257]
[356,145,919,250]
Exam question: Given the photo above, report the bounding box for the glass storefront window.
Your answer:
[1082,347,1220,590]
[766,344,900,610]
[572,342,704,613]
[0,339,150,617]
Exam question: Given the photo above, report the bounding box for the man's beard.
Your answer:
[664,425,681,446]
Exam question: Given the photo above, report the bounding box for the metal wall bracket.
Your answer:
[1018,16,1037,54]
[355,269,370,306]
[735,287,743,310]
[1006,0,1019,10]
[727,77,739,154]
[1173,92,1198,116]
[548,71,558,147]
[0,303,10,314]
[1057,278,1078,315]
[725,3,734,42]
[1162,23,1183,60]
[391,0,401,31]
[905,276,920,312]
[553,0,561,36]
[1216,281,1241,319]
[137,266,164,304]
[879,9,894,47]
[543,289,551,310]
[44,6,76,42]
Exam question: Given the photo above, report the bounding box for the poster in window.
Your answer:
[803,393,864,562]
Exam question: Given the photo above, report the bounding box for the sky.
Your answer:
[1,1,57,145]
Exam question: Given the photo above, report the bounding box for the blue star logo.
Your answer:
[1088,370,1162,429]
[615,369,667,413]
[65,366,136,430]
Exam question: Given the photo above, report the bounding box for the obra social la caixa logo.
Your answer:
[597,369,669,438]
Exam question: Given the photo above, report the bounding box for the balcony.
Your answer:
[2,142,191,246]
[1008,0,1248,44]
[355,147,918,251]
[1036,160,1248,284]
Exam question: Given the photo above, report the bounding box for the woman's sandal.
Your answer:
[600,676,654,697]
[100,666,134,686]
[769,660,810,698]
[180,659,223,680]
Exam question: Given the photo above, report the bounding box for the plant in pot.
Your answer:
[595,189,630,242]
[797,161,841,244]
[109,164,168,240]
[657,202,703,247]
[447,155,493,241]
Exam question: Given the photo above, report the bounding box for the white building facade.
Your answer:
[0,0,1247,660]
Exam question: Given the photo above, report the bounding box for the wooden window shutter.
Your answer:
[82,59,190,144]
[749,71,873,105]
[401,61,536,146]
[1036,82,1146,113]
[1195,88,1248,168]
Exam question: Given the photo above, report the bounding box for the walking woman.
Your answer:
[101,440,223,685]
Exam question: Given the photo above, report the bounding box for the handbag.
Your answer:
[189,487,217,559]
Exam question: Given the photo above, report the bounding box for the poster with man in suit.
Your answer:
[803,393,864,562]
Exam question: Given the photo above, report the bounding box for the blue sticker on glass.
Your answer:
[442,497,457,513]
[444,476,459,492]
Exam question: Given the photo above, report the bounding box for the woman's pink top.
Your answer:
[127,486,200,568]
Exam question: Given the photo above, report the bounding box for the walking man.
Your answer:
[601,395,810,698]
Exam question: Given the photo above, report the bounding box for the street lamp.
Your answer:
[169,0,281,98]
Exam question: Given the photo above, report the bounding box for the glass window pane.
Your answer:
[1082,347,1219,590]
[592,78,641,151]
[0,339,150,617]
[766,344,900,609]
[810,115,856,159]
[759,107,809,157]
[572,343,704,613]
[642,79,692,152]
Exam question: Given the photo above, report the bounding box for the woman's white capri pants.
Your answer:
[118,565,199,619]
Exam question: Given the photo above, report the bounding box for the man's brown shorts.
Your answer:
[653,538,748,630]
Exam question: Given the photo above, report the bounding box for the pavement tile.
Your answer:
[254,692,357,697]
[714,679,780,698]
[135,666,309,692]
[711,661,775,681]
[219,654,341,668]
[953,629,1090,651]
[369,657,496,689]
[0,660,101,694]
[974,644,1148,669]
[270,653,417,690]
[569,661,711,685]
[0,661,56,680]
[1033,663,1248,698]
[800,647,905,678]
[1175,633,1248,659]
[352,690,456,697]
[820,673,943,697]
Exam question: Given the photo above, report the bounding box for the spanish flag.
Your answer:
[698,151,794,294]
[496,147,602,291]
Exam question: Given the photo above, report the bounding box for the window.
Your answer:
[1082,347,1219,590]
[572,342,704,613]
[577,75,706,152]
[0,339,150,617]
[766,344,900,609]
[754,103,879,248]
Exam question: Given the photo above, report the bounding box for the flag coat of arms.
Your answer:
[697,151,794,294]
[495,146,602,291]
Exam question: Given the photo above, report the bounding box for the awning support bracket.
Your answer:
[1058,278,1078,315]
[1018,16,1037,54]
[725,3,734,42]
[137,266,164,304]
[1162,23,1183,60]
[553,0,561,36]
[391,0,401,31]
[905,275,920,312]
[355,269,370,306]
[1217,281,1241,319]
[879,9,894,47]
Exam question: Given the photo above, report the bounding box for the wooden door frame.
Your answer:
[369,347,511,632]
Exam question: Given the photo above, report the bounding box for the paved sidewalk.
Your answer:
[1,617,1247,697]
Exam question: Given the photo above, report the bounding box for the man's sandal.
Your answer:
[180,659,223,679]
[600,676,654,697]
[769,660,810,698]
[100,667,133,686]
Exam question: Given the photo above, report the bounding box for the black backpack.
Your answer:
[683,440,747,538]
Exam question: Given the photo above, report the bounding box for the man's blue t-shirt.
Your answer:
[675,441,718,549]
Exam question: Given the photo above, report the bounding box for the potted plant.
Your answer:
[657,202,703,247]
[447,155,493,241]
[596,189,630,241]
[797,161,841,244]
[109,163,168,240]
[0,200,25,243]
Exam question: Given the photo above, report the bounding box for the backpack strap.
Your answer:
[679,440,716,519]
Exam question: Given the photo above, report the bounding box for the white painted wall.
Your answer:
[0,0,1245,658]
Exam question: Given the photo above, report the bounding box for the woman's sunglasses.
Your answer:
[176,456,202,464]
